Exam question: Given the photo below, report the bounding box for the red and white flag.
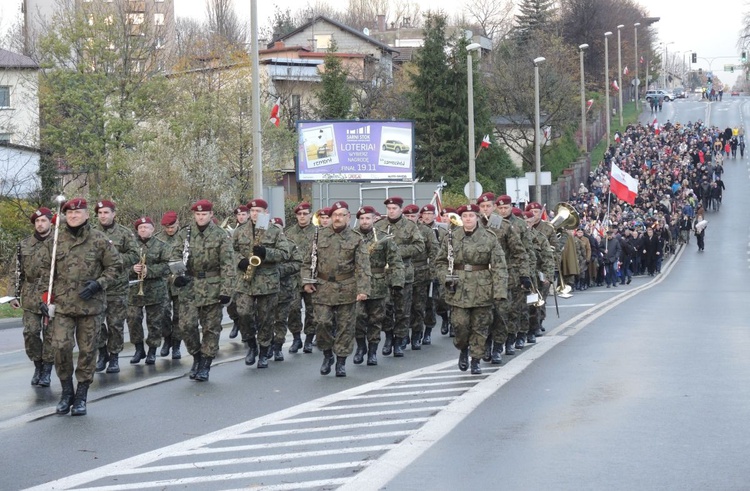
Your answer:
[640,56,644,64]
[611,79,619,91]
[586,99,594,112]
[269,97,280,127]
[653,118,660,135]
[481,134,491,148]
[623,66,629,76]
[610,162,638,205]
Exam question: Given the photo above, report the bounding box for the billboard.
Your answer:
[297,120,415,181]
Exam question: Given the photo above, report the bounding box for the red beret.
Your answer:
[30,207,53,224]
[477,192,495,204]
[247,198,268,210]
[294,202,311,214]
[402,204,420,214]
[233,205,249,215]
[94,199,116,212]
[524,210,535,219]
[62,197,87,212]
[384,196,404,207]
[420,204,436,213]
[356,205,377,218]
[495,195,512,206]
[525,202,542,211]
[457,204,480,215]
[443,207,456,214]
[330,200,349,211]
[317,208,330,217]
[161,211,178,226]
[271,217,284,227]
[511,207,523,217]
[191,200,213,212]
[134,217,154,229]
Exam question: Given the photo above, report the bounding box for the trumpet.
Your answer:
[136,252,146,296]
[243,214,269,282]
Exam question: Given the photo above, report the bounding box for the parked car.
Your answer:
[645,89,675,102]
[673,87,686,99]
[731,91,740,96]
[382,140,410,153]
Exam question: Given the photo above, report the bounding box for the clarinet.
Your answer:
[445,226,458,293]
[181,226,191,273]
[14,242,22,299]
[306,226,319,283]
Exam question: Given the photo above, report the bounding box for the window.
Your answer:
[127,13,144,25]
[154,13,164,26]
[0,133,11,143]
[314,34,331,50]
[0,86,10,108]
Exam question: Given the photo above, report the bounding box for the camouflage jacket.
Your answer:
[533,220,565,269]
[485,215,531,285]
[233,220,290,296]
[155,226,190,298]
[169,221,235,307]
[277,226,302,303]
[426,222,448,280]
[43,222,122,316]
[413,221,439,282]
[528,226,555,283]
[285,222,316,269]
[435,225,508,308]
[355,226,404,299]
[374,216,425,283]
[303,226,371,306]
[128,236,171,307]
[92,222,139,297]
[14,233,51,313]
[509,214,535,280]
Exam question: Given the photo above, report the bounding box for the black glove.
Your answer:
[174,276,191,287]
[219,295,231,305]
[39,302,49,318]
[79,280,102,300]
[252,245,267,260]
[238,258,250,271]
[520,276,532,290]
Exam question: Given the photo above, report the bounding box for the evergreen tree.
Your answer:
[513,0,557,44]
[313,41,352,120]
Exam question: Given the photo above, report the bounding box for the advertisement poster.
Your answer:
[297,120,415,181]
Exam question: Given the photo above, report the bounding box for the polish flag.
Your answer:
[269,97,280,127]
[586,99,594,112]
[623,66,629,76]
[610,162,638,205]
[611,79,619,91]
[640,56,644,64]
[653,118,660,135]
[481,134,491,148]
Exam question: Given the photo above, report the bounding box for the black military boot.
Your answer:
[273,342,284,361]
[145,346,157,365]
[505,334,516,356]
[422,327,432,345]
[514,333,526,350]
[440,314,450,335]
[458,348,469,371]
[303,334,314,353]
[367,342,379,366]
[160,335,171,357]
[335,356,347,377]
[411,332,422,351]
[31,360,43,386]
[382,331,393,356]
[71,382,90,416]
[449,323,455,337]
[195,357,213,382]
[245,337,257,365]
[526,330,537,344]
[38,362,54,387]
[353,338,367,365]
[393,337,405,357]
[106,353,120,373]
[320,350,334,375]
[289,333,303,353]
[470,358,482,375]
[95,347,109,372]
[130,342,146,364]
[257,345,269,368]
[229,320,240,339]
[189,352,202,379]
[482,337,493,362]
[171,339,182,359]
[56,378,75,415]
[491,342,503,365]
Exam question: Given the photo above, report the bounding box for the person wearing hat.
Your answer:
[285,201,317,354]
[270,217,302,362]
[419,204,450,341]
[127,217,172,365]
[8,207,55,387]
[154,211,187,360]
[435,204,508,375]
[226,205,251,341]
[233,198,291,368]
[317,208,332,228]
[603,228,623,287]
[234,205,250,227]
[354,205,404,366]
[524,212,555,347]
[303,200,371,377]
[43,197,122,416]
[169,199,235,382]
[92,199,140,375]
[374,196,425,357]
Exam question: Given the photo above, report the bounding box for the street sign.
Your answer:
[505,177,530,204]
[463,181,483,200]
[525,171,552,186]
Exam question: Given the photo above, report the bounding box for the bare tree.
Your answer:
[206,0,247,49]
[464,0,515,41]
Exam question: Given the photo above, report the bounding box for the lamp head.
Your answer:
[617,24,625,29]
[466,43,481,52]
[605,31,613,37]
[634,22,641,27]
[533,56,546,66]
[579,43,589,50]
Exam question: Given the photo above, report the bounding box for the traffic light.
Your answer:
[698,68,703,75]
[692,53,697,63]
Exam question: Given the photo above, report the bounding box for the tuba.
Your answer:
[243,214,269,282]
[550,202,581,231]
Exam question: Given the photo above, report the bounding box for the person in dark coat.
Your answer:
[603,229,622,288]
[641,227,662,276]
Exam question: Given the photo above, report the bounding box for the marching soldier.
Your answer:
[403,203,438,350]
[92,200,139,374]
[285,202,317,353]
[419,204,447,344]
[354,205,404,366]
[233,198,290,368]
[170,200,235,382]
[435,204,508,375]
[154,211,186,359]
[270,217,301,361]
[303,201,370,377]
[127,217,171,365]
[9,207,55,386]
[45,197,121,416]
[227,205,249,339]
[375,197,425,357]
[317,208,331,228]
[523,209,554,339]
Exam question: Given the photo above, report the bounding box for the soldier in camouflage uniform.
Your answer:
[43,198,121,416]
[285,202,317,353]
[435,204,508,375]
[524,210,555,338]
[374,196,425,357]
[233,198,290,369]
[154,211,186,359]
[270,217,301,362]
[170,200,235,382]
[127,217,171,365]
[228,205,249,339]
[419,204,447,345]
[303,201,371,377]
[92,200,140,375]
[403,204,438,351]
[353,206,404,366]
[9,207,55,387]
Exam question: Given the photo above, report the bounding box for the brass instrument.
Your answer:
[550,202,581,231]
[367,226,394,254]
[526,280,546,307]
[311,210,322,227]
[219,216,235,236]
[444,215,461,293]
[243,214,269,281]
[136,251,146,296]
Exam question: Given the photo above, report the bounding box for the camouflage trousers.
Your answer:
[314,302,356,357]
[177,301,223,358]
[356,297,386,344]
[226,296,239,322]
[508,284,530,335]
[273,292,296,346]
[288,290,315,336]
[52,313,102,384]
[23,311,54,363]
[128,303,164,348]
[384,283,413,338]
[97,295,128,354]
[236,292,278,349]
[162,295,182,341]
[490,297,512,344]
[424,280,442,328]
[409,279,430,339]
[451,305,492,360]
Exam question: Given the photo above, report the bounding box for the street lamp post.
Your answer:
[466,42,481,202]
[250,0,263,197]
[662,41,674,87]
[579,44,589,152]
[634,22,640,107]
[617,24,624,127]
[604,31,612,147]
[533,56,546,203]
